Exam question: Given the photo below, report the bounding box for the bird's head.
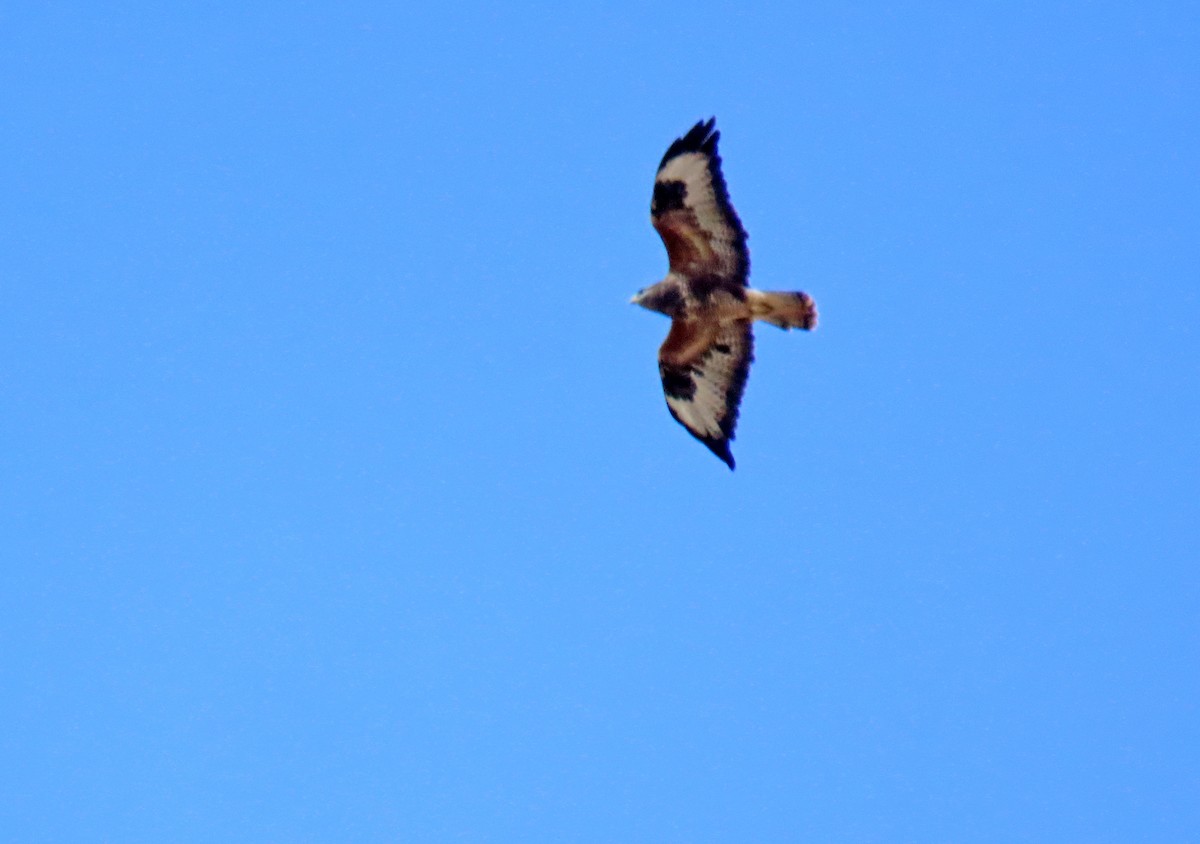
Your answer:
[630,281,684,317]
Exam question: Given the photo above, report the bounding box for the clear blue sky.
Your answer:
[2,3,1197,841]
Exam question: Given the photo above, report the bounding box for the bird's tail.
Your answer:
[747,289,818,331]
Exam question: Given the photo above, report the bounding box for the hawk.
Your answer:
[631,118,818,470]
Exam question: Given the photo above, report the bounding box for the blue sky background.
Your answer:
[2,2,1197,840]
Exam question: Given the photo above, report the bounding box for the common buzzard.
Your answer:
[631,118,818,469]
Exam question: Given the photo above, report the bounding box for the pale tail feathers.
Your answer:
[746,289,818,331]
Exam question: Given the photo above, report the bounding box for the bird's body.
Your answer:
[631,118,817,469]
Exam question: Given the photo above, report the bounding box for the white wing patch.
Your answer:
[665,345,734,439]
[657,152,715,202]
[657,151,720,236]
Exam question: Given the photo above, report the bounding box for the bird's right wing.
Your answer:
[658,318,754,469]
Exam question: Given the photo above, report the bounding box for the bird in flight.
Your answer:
[631,118,818,469]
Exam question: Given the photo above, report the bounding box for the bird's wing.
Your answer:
[651,118,749,283]
[658,317,754,469]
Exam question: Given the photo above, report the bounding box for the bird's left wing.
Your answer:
[658,318,754,469]
[651,118,749,283]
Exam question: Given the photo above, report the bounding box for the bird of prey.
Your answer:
[631,118,818,470]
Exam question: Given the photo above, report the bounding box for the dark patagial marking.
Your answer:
[659,364,696,401]
[651,180,687,217]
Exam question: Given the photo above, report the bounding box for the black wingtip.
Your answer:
[704,438,736,471]
[658,117,719,169]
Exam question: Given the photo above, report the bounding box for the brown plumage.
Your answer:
[631,118,818,469]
